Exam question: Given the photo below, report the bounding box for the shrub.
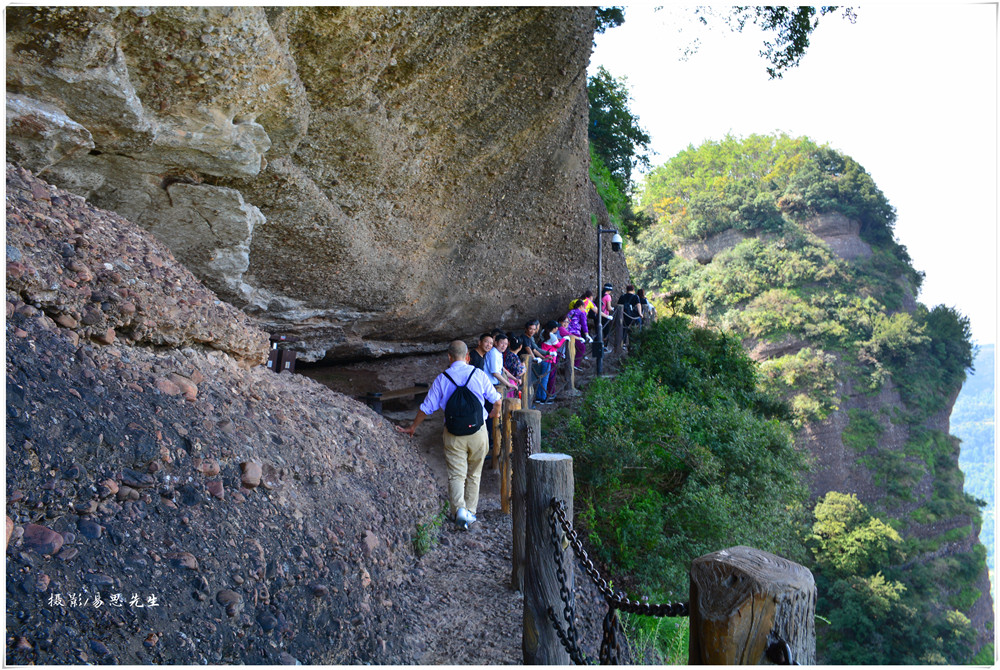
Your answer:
[548,317,806,597]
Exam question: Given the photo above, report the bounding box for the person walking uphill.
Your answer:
[396,340,501,530]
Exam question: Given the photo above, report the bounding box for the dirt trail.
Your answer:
[303,354,614,663]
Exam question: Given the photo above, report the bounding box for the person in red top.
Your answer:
[600,283,614,349]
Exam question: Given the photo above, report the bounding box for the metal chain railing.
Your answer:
[547,497,689,665]
[545,498,799,665]
[547,508,588,664]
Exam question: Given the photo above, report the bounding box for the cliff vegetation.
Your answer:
[550,134,990,663]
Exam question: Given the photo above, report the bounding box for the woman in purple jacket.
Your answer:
[565,301,591,370]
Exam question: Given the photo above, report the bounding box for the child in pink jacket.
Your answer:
[540,320,568,399]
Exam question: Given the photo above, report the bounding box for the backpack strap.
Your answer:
[442,369,474,388]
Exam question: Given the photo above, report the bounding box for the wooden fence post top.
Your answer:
[528,453,571,462]
[690,546,815,596]
[689,546,816,665]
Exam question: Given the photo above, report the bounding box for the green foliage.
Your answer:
[887,305,974,419]
[810,492,903,577]
[842,409,884,453]
[971,642,994,664]
[626,131,985,664]
[589,145,628,232]
[594,7,625,34]
[548,317,806,597]
[720,7,856,78]
[412,505,448,557]
[758,348,839,427]
[621,614,689,664]
[587,66,650,196]
[809,493,981,664]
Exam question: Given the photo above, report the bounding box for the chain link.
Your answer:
[525,421,536,462]
[599,607,624,664]
[549,498,690,617]
[548,501,587,664]
[547,606,588,665]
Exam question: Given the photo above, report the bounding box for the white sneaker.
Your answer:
[456,507,472,530]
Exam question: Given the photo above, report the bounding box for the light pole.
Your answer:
[595,228,622,376]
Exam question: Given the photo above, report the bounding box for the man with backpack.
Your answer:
[396,340,501,530]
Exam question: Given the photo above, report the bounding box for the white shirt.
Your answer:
[419,361,501,421]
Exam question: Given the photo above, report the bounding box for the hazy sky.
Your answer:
[590,4,997,346]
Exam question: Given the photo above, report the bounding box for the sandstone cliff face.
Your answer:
[6,6,627,361]
[732,217,994,646]
[6,165,442,665]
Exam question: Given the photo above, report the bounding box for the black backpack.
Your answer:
[443,369,484,436]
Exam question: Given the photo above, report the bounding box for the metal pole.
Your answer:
[596,229,604,376]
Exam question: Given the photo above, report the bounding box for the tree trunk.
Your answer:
[523,453,574,665]
[689,546,816,665]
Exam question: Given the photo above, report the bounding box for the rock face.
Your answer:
[6,165,441,664]
[6,6,627,361]
[800,212,872,261]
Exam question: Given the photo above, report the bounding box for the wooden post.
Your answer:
[565,336,576,392]
[491,398,502,472]
[523,453,574,665]
[688,546,816,665]
[613,304,624,353]
[521,353,534,409]
[500,396,520,514]
[510,409,541,591]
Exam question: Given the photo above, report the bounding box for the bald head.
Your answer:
[447,340,468,362]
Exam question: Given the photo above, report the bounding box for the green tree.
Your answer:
[587,65,651,196]
[717,6,857,78]
[810,492,903,576]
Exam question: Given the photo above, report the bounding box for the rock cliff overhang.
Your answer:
[6,6,628,361]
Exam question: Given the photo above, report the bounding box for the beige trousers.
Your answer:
[441,424,488,515]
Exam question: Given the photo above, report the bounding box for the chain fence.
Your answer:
[545,497,800,665]
[546,497,689,664]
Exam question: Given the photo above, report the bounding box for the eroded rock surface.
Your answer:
[6,6,627,360]
[6,165,442,664]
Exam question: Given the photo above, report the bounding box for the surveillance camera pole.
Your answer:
[595,228,619,376]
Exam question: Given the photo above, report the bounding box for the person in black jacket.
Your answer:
[617,284,643,347]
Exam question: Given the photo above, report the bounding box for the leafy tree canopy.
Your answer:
[587,65,651,196]
[594,6,625,34]
[702,6,857,78]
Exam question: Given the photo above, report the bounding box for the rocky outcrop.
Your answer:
[6,6,627,361]
[6,165,441,664]
[5,165,268,365]
[801,211,872,261]
[675,228,748,264]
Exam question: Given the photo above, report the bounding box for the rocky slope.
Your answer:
[5,165,446,664]
[6,6,627,361]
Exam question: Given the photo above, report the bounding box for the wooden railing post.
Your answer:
[520,353,534,409]
[499,396,520,514]
[510,409,540,591]
[490,398,502,472]
[523,452,574,665]
[565,336,576,392]
[689,546,816,665]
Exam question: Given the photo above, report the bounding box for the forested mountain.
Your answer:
[954,344,995,593]
[625,134,993,663]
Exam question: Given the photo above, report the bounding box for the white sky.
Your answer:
[590,4,998,346]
